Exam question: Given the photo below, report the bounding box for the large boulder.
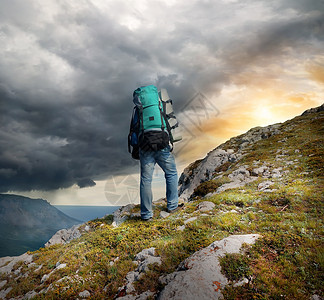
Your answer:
[157,234,261,300]
[178,149,239,199]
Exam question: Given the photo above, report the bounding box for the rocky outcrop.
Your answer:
[0,253,34,299]
[116,247,161,299]
[0,253,33,275]
[114,235,260,300]
[45,224,82,247]
[178,149,239,199]
[196,201,215,212]
[180,105,324,200]
[234,124,281,149]
[157,234,260,300]
[178,121,284,200]
[301,103,324,115]
[178,120,286,200]
[111,204,137,227]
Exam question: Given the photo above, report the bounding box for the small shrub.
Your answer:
[193,178,230,197]
[213,161,231,174]
[219,253,251,282]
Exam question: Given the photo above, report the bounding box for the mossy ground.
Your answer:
[0,112,323,299]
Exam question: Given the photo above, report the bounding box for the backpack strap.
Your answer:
[160,101,174,151]
[138,106,144,142]
[159,101,165,132]
[128,106,140,153]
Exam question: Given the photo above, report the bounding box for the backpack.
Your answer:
[128,85,181,159]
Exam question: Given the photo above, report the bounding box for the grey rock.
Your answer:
[14,266,22,275]
[233,278,249,287]
[216,176,257,194]
[251,166,268,176]
[135,247,156,261]
[157,234,261,300]
[0,253,33,275]
[45,224,82,247]
[130,212,141,218]
[0,280,7,289]
[159,273,177,286]
[56,263,66,270]
[228,166,250,181]
[117,291,155,300]
[137,256,161,273]
[41,262,67,283]
[79,290,91,298]
[179,149,240,199]
[0,287,12,299]
[160,211,170,218]
[117,247,161,298]
[177,225,186,231]
[213,165,258,194]
[197,201,215,212]
[112,204,135,227]
[41,274,50,283]
[24,290,38,299]
[237,124,281,148]
[184,217,198,224]
[272,168,283,178]
[258,181,274,191]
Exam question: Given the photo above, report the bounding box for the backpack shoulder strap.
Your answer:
[159,101,174,151]
[128,106,139,153]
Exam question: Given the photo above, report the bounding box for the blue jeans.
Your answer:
[139,146,178,219]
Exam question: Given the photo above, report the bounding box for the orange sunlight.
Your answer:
[176,88,322,171]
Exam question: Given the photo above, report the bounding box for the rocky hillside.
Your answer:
[179,104,323,200]
[0,194,81,257]
[0,105,323,300]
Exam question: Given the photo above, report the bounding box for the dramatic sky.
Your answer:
[0,0,323,205]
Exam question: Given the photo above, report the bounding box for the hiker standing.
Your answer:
[128,85,182,221]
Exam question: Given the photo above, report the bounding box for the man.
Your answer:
[133,85,181,221]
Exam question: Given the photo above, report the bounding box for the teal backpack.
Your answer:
[128,85,181,159]
[133,85,166,131]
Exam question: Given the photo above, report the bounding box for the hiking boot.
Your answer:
[142,217,153,222]
[167,203,184,214]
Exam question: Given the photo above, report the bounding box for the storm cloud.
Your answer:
[0,0,323,192]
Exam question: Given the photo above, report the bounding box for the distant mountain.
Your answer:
[0,194,81,257]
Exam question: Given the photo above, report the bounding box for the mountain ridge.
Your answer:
[0,104,323,299]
